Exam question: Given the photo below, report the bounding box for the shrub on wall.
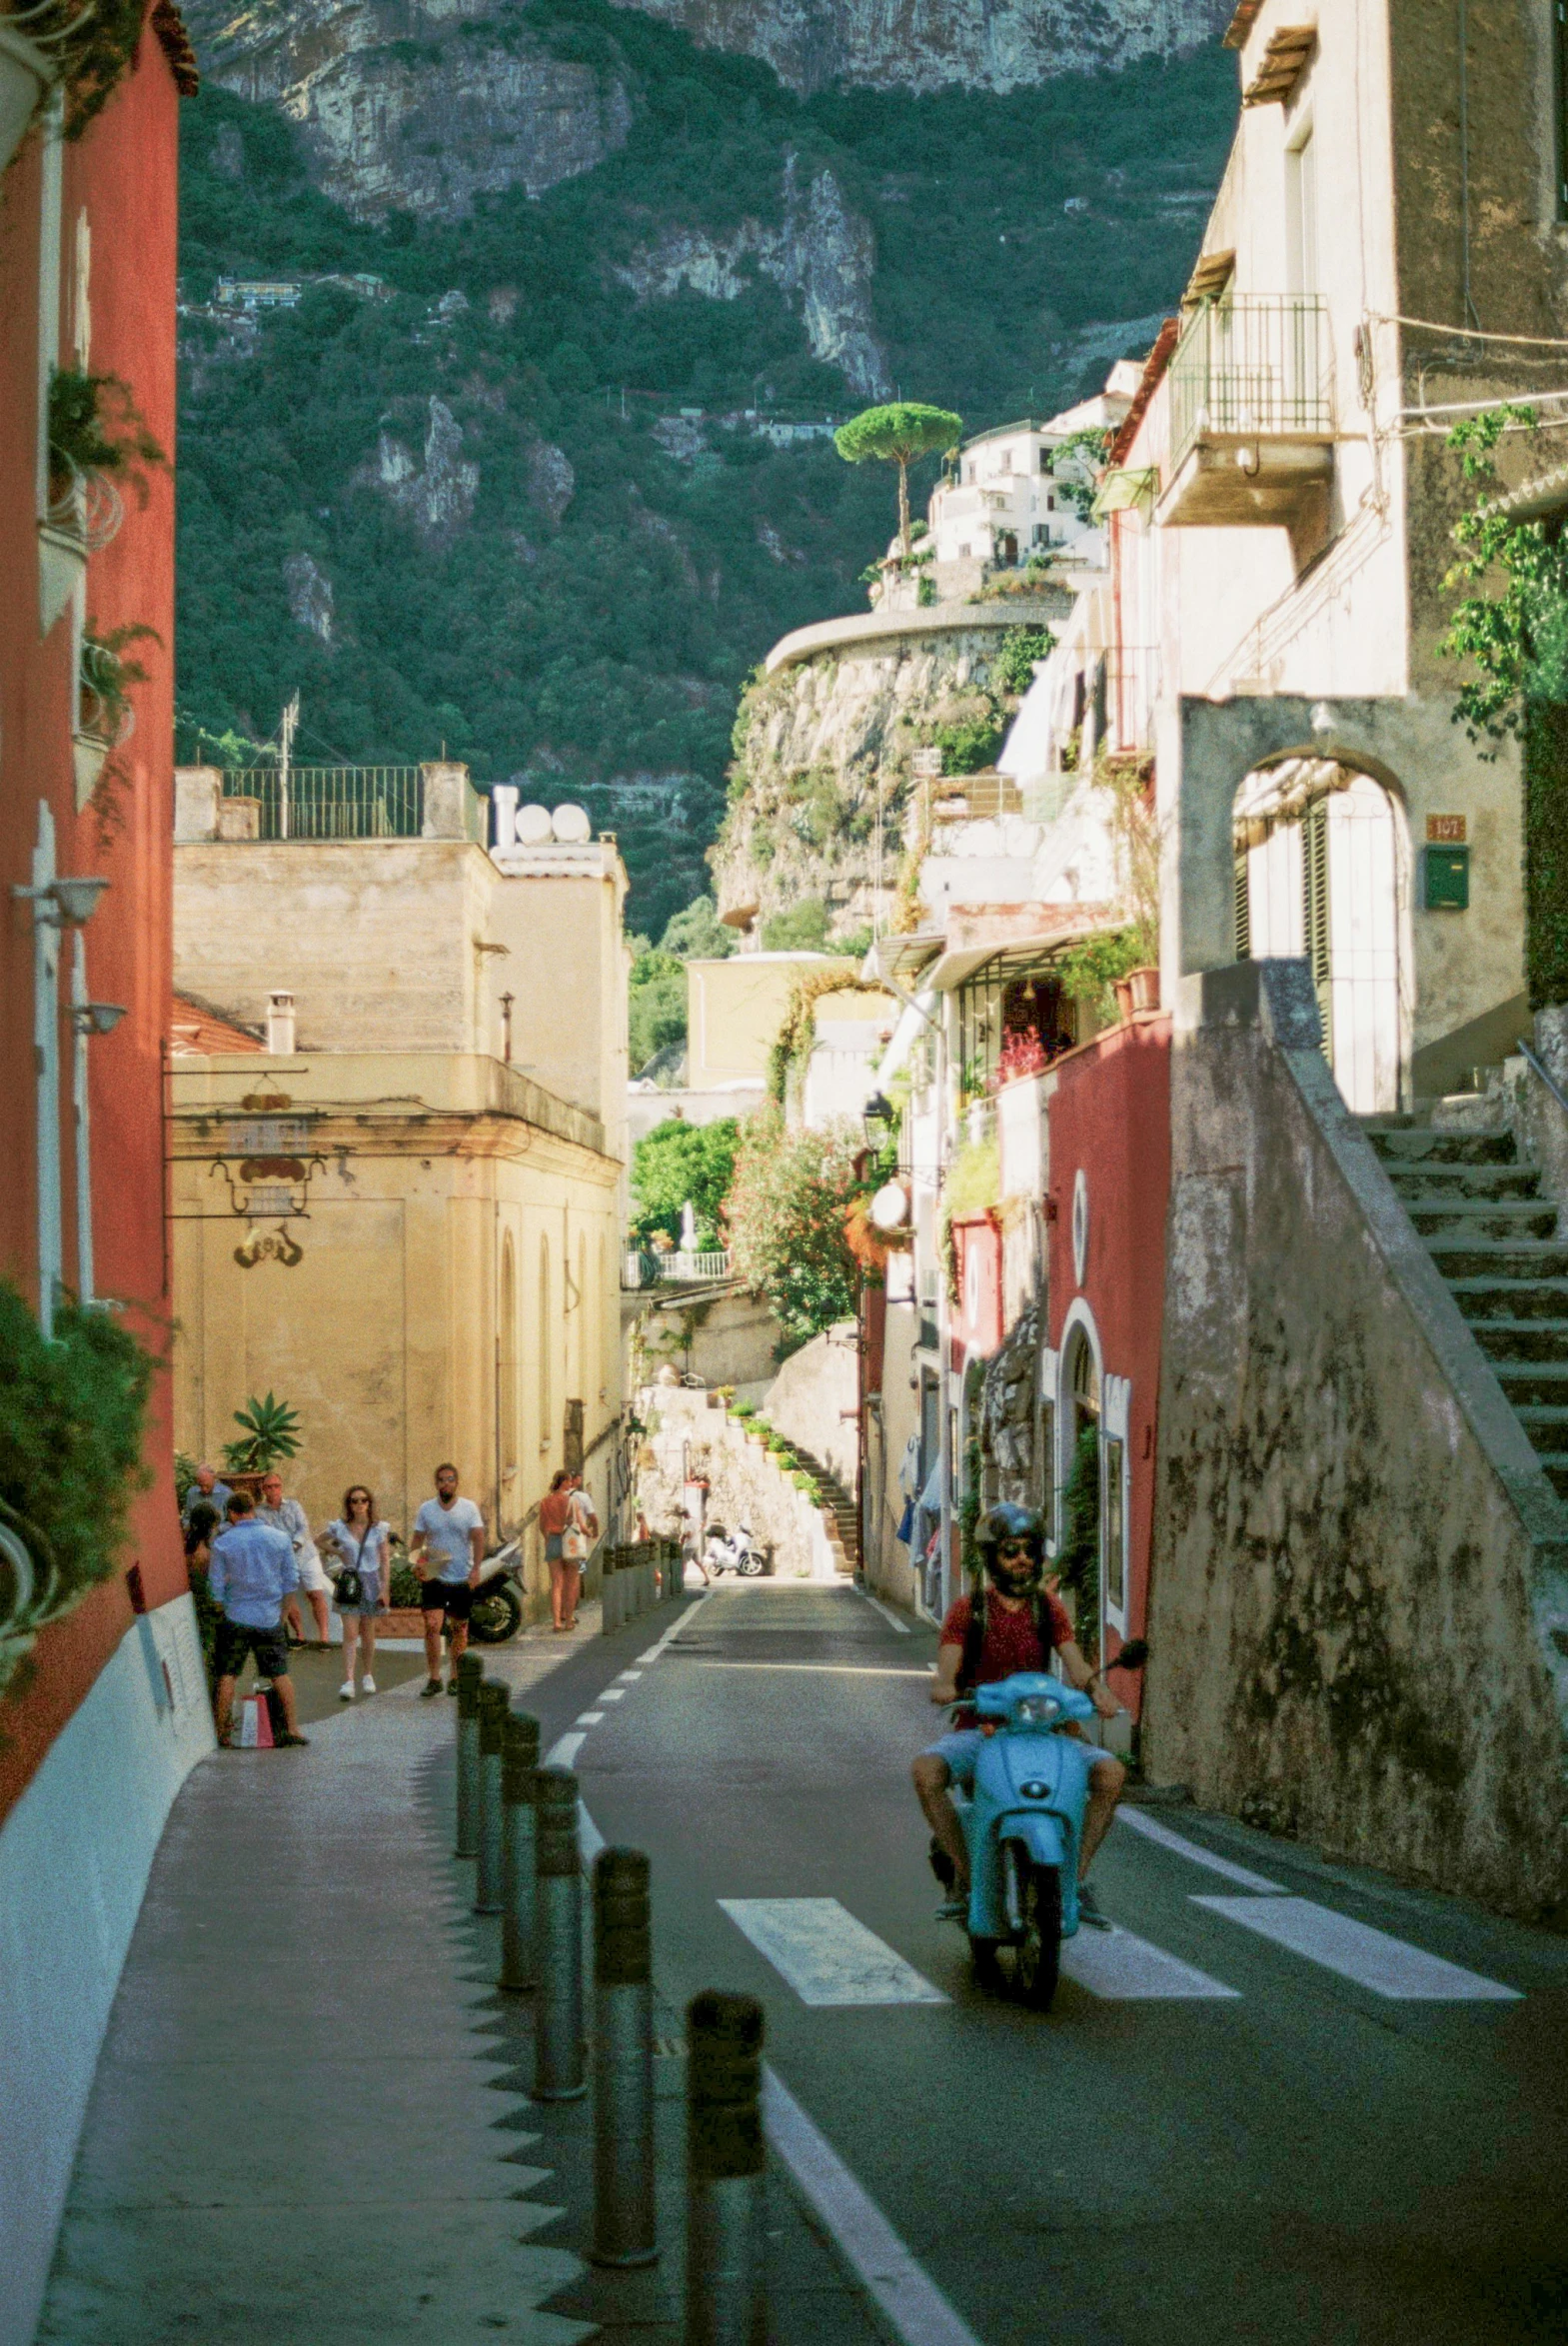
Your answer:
[1523,702,1568,1011]
[0,1280,157,1693]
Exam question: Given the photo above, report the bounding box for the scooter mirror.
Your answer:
[1110,1638,1149,1671]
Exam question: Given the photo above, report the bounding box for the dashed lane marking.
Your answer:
[599,1687,627,1701]
[637,1587,712,1666]
[1116,1805,1288,1893]
[545,1731,585,1768]
[575,1710,605,1724]
[856,1589,912,1635]
[1193,1895,1523,2000]
[719,1897,948,2007]
[1061,1924,1240,2000]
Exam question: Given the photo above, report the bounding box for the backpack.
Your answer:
[956,1581,1055,1695]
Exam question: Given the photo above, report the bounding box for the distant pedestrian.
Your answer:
[209,1490,309,1748]
[540,1469,575,1632]
[322,1484,392,1701]
[558,1472,599,1633]
[258,1470,332,1647]
[182,1461,231,1531]
[410,1462,486,1697]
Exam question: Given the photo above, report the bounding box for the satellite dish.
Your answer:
[514,803,553,845]
[869,1179,909,1231]
[552,803,592,844]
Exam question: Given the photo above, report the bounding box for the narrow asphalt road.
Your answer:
[526,1577,1568,2346]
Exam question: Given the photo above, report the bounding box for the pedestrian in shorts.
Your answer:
[209,1489,310,1747]
[411,1462,486,1697]
[258,1470,332,1646]
[322,1483,392,1701]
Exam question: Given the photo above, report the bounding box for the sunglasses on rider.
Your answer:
[996,1537,1031,1555]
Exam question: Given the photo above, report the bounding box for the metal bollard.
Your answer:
[590,1848,658,2267]
[474,1680,509,1914]
[455,1651,485,1858]
[533,1764,587,2100]
[685,1991,766,2346]
[499,1708,541,1992]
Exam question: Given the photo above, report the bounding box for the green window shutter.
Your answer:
[1233,849,1251,961]
[1302,801,1332,1061]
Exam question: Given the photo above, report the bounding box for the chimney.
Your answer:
[266,991,297,1055]
[491,783,519,852]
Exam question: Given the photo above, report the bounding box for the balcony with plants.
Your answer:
[1158,294,1334,528]
[41,365,165,630]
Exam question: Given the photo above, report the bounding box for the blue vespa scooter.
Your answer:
[943,1643,1144,2010]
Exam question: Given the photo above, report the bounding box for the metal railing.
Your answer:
[919,775,1023,826]
[219,766,486,844]
[1168,296,1331,476]
[623,1246,733,1289]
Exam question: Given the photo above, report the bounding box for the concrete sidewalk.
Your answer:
[36,1617,882,2346]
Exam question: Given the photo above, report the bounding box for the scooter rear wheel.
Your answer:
[467,1582,523,1643]
[1012,1862,1063,2011]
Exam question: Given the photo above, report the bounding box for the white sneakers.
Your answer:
[361,1674,376,1694]
[338,1679,355,1701]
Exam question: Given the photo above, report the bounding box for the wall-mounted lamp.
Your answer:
[861,1089,895,1147]
[72,1000,126,1037]
[12,875,110,926]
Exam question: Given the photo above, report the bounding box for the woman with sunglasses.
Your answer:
[322,1484,391,1700]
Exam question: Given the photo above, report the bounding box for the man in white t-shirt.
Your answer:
[410,1461,486,1697]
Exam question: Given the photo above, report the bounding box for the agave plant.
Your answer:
[222,1391,303,1472]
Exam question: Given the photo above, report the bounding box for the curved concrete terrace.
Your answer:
[763,594,1072,675]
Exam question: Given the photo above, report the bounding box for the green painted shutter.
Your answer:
[1302,800,1332,1061]
[1233,849,1251,960]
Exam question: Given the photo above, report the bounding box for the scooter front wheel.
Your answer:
[968,1935,1005,1994]
[1012,1861,1063,2011]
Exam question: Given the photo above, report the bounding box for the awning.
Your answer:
[1091,465,1159,520]
[863,932,943,986]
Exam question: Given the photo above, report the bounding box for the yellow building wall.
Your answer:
[687,954,861,1089]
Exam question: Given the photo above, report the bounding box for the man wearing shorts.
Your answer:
[258,1470,332,1646]
[209,1489,310,1747]
[412,1462,486,1696]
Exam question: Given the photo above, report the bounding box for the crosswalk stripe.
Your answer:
[720,1897,948,2006]
[1193,1895,1522,2000]
[1062,1925,1240,2000]
[1117,1805,1288,1892]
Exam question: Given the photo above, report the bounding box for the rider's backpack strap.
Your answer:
[957,1584,987,1694]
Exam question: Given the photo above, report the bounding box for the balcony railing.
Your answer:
[919,775,1024,826]
[220,766,487,844]
[1167,296,1331,476]
[623,1246,733,1289]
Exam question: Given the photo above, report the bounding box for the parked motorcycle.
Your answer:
[701,1520,769,1578]
[939,1641,1146,2010]
[465,1537,527,1643]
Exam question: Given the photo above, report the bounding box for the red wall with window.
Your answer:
[0,14,193,1823]
[952,1210,1004,1360]
[1045,1016,1172,1696]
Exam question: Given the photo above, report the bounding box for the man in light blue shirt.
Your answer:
[208,1490,310,1747]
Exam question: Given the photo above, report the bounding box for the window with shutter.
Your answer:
[1302,799,1332,1061]
[1234,850,1251,960]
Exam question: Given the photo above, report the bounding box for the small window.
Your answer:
[1103,1435,1125,1612]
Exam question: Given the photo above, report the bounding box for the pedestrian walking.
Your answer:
[181,1461,231,1531]
[410,1462,486,1697]
[258,1470,332,1647]
[540,1469,575,1632]
[558,1472,599,1633]
[322,1484,392,1700]
[208,1490,309,1748]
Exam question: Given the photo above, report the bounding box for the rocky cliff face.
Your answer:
[617,0,1229,95]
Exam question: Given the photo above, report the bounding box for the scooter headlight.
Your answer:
[1013,1694,1060,1726]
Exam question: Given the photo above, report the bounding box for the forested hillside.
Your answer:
[175,0,1235,932]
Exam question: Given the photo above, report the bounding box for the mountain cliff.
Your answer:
[174,1,1236,934]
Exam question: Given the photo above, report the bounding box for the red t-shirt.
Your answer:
[940,1590,1074,1719]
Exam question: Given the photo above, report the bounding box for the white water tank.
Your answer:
[551,803,592,843]
[514,803,554,846]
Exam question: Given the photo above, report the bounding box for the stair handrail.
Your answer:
[1519,1040,1568,1122]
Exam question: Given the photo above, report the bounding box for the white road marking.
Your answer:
[1194,1895,1523,2001]
[691,1660,933,1678]
[719,1897,947,2007]
[545,1731,585,1768]
[856,1589,911,1635]
[638,1587,711,1665]
[578,1804,605,1863]
[599,1688,627,1701]
[1061,1925,1239,2000]
[575,1710,605,1725]
[1117,1805,1288,1893]
[763,2068,982,2346]
[616,1670,643,1682]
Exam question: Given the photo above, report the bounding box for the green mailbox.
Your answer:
[1423,845,1470,911]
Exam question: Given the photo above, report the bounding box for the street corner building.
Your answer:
[0,13,210,2344]
[850,0,1568,1920]
[166,764,629,1600]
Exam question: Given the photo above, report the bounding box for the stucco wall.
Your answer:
[1146,961,1568,1916]
[636,1387,836,1576]
[761,1321,860,1486]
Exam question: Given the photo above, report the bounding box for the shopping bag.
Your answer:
[237,1689,274,1748]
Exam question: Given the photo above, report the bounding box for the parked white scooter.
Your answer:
[701,1521,768,1578]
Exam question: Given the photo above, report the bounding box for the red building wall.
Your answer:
[1046,1016,1172,1692]
[952,1210,1003,1361]
[0,19,191,1824]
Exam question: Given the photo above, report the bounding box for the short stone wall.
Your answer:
[1147,961,1568,1917]
[760,1322,859,1486]
[635,1386,839,1578]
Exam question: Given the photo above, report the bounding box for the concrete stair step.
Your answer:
[1542,1455,1568,1498]
[1512,1403,1568,1452]
[1381,1163,1543,1201]
[1447,1276,1568,1321]
[1423,1238,1568,1281]
[1406,1198,1558,1240]
[1365,1126,1518,1166]
[1493,1358,1568,1404]
[1469,1317,1568,1363]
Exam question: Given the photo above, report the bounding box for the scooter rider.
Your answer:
[912,1502,1126,1928]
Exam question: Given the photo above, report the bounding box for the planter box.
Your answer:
[362,1607,427,1637]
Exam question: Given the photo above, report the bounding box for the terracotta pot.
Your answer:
[1129,966,1160,1014]
[1112,978,1134,1022]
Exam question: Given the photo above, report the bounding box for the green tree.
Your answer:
[992,627,1055,699]
[727,1109,862,1343]
[833,401,963,561]
[629,948,689,1071]
[761,898,830,952]
[660,895,736,959]
[631,1116,741,1245]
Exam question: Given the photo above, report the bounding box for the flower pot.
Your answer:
[73,732,110,809]
[1129,966,1160,1014]
[1112,978,1134,1022]
[0,25,52,179]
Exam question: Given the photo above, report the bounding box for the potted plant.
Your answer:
[221,1391,304,1495]
[41,368,166,630]
[74,624,155,803]
[1128,966,1160,1013]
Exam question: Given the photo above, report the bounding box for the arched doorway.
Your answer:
[1232,756,1409,1114]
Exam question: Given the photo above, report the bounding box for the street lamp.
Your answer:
[861,1090,894,1149]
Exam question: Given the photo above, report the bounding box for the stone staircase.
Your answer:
[1365,1120,1568,1500]
[783,1439,861,1573]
